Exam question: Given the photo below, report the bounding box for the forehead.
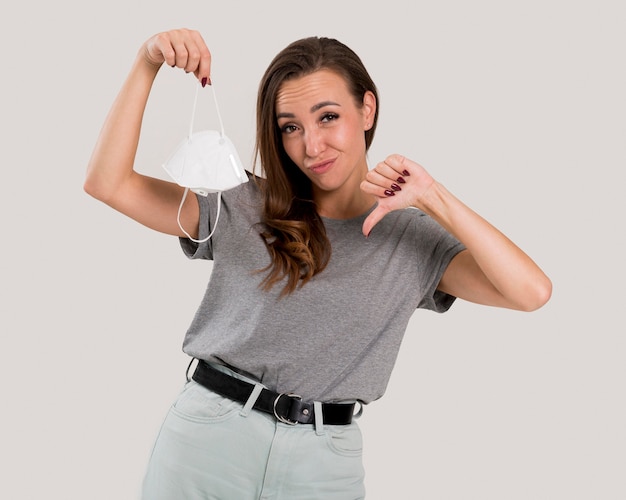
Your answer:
[275,69,352,113]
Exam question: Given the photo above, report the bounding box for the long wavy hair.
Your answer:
[254,37,379,296]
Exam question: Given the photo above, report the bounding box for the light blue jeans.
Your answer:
[141,366,365,499]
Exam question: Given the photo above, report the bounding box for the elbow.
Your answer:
[83,176,107,203]
[519,276,553,312]
[83,176,99,199]
[83,169,116,204]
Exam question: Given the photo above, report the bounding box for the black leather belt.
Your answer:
[191,360,355,425]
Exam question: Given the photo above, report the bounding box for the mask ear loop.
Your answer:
[188,81,226,139]
[176,189,221,244]
[176,81,227,244]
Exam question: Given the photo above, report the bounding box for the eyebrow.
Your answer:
[276,101,341,119]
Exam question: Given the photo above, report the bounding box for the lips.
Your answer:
[308,158,335,174]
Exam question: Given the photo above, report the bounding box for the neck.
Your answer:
[314,183,376,220]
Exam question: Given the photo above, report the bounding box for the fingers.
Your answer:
[362,205,389,237]
[364,154,434,200]
[360,155,411,236]
[361,154,412,199]
[360,154,435,236]
[145,29,212,86]
[362,165,408,197]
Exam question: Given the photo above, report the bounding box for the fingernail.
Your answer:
[396,176,406,184]
[384,189,395,196]
[201,77,207,87]
[391,183,402,191]
[402,170,410,176]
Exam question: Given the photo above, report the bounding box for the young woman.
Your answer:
[85,28,551,500]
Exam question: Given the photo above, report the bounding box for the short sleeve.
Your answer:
[412,211,466,312]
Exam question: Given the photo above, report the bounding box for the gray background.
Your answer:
[1,0,624,498]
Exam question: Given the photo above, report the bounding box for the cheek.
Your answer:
[337,127,356,147]
[281,138,313,180]
[281,137,303,164]
[337,113,366,143]
[336,122,365,152]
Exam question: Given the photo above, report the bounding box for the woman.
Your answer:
[85,28,551,499]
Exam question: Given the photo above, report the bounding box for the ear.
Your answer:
[362,90,377,130]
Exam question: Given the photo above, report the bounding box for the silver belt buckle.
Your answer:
[273,393,302,425]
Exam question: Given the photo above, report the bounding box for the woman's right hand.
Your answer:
[142,28,212,86]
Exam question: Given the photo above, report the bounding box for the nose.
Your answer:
[304,127,324,158]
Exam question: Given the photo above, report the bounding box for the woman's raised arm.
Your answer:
[84,29,212,238]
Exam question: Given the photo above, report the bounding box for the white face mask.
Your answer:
[164,130,246,196]
[162,82,248,243]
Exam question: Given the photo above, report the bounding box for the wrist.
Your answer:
[416,181,455,221]
[137,45,163,74]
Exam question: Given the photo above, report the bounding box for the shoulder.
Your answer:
[213,172,264,224]
[375,207,459,249]
[378,206,432,233]
[221,171,263,203]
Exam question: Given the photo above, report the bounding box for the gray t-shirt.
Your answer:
[180,177,465,403]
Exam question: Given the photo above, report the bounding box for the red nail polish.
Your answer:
[391,183,402,191]
[402,170,410,176]
[201,77,208,87]
[384,189,395,196]
[396,176,406,184]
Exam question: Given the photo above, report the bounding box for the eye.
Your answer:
[280,123,299,134]
[320,112,339,123]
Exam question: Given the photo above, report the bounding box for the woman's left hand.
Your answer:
[360,154,434,237]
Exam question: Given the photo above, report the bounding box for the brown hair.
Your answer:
[254,37,379,296]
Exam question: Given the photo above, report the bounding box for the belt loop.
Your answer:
[240,383,264,417]
[353,401,363,420]
[314,401,325,435]
[185,357,197,383]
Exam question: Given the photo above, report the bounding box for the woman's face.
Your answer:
[275,69,376,200]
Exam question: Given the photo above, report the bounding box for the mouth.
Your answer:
[308,158,336,175]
